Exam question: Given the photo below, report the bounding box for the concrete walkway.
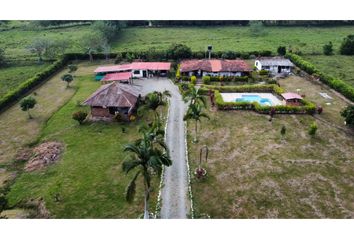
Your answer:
[136,78,190,219]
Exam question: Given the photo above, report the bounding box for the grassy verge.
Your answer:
[303,55,354,88]
[6,74,160,218]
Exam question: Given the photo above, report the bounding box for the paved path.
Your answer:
[136,78,190,219]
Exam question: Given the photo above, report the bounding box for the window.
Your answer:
[133,70,140,74]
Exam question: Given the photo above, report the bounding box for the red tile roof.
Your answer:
[180,59,252,73]
[102,72,132,82]
[94,62,171,73]
[281,92,303,100]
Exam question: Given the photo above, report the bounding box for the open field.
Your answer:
[187,76,354,218]
[303,55,354,88]
[0,64,51,97]
[4,64,160,218]
[112,26,354,54]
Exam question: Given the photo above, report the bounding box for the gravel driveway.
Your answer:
[135,78,190,219]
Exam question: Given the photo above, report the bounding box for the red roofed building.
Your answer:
[94,62,171,80]
[102,72,132,84]
[180,59,252,77]
[281,92,303,106]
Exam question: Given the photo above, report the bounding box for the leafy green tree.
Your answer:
[166,43,192,60]
[27,38,51,63]
[20,96,37,119]
[68,64,78,73]
[277,46,286,56]
[72,111,87,125]
[183,86,206,107]
[323,42,333,55]
[123,125,172,219]
[341,105,354,127]
[183,102,210,142]
[81,33,106,61]
[249,21,266,37]
[92,21,124,42]
[61,74,74,87]
[340,35,354,55]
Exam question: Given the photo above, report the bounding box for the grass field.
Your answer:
[303,55,354,88]
[0,64,51,97]
[187,76,354,218]
[5,71,160,218]
[112,26,354,54]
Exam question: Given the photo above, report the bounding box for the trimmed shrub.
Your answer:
[191,76,197,85]
[202,76,211,84]
[259,70,269,76]
[340,35,354,55]
[72,111,88,125]
[308,121,318,136]
[323,42,333,55]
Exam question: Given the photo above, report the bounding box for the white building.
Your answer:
[255,57,294,74]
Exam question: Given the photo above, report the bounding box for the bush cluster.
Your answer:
[199,84,285,95]
[286,53,354,102]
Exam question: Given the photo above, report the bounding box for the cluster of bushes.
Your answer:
[198,84,284,96]
[286,53,354,102]
[190,50,272,59]
[213,90,316,114]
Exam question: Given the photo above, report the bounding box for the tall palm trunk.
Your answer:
[194,120,198,142]
[143,180,150,219]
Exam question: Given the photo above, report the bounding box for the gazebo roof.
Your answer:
[281,92,303,100]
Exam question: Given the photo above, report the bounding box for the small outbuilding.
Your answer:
[255,57,294,74]
[101,72,132,84]
[83,82,141,121]
[281,92,303,106]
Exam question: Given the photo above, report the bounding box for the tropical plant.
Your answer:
[138,90,171,118]
[72,111,87,125]
[183,102,210,142]
[122,124,172,219]
[20,96,37,119]
[61,73,74,87]
[341,105,354,127]
[183,86,206,107]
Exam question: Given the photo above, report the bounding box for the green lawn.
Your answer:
[0,64,51,97]
[187,76,354,218]
[6,74,160,218]
[112,26,354,54]
[303,55,354,88]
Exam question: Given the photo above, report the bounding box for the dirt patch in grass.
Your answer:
[24,142,64,172]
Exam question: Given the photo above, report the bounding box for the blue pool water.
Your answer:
[235,95,272,106]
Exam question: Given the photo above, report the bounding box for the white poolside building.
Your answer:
[255,57,294,74]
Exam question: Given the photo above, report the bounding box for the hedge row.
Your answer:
[198,84,285,95]
[214,90,316,114]
[0,55,71,111]
[286,53,354,102]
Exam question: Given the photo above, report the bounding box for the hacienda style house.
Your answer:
[94,62,172,80]
[180,59,252,77]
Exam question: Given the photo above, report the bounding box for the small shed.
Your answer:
[83,82,140,121]
[255,57,294,74]
[281,92,303,106]
[101,72,132,84]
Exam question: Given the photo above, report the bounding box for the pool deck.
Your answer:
[221,92,284,106]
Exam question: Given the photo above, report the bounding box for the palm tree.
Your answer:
[122,120,171,219]
[138,90,171,118]
[183,86,206,107]
[183,102,210,143]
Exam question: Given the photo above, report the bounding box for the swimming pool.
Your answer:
[220,93,284,106]
[235,94,272,106]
